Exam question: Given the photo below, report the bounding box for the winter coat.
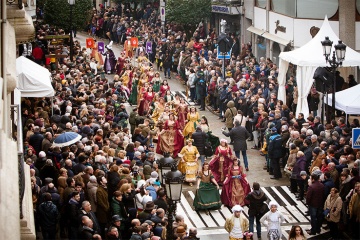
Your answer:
[268,133,284,159]
[96,186,109,224]
[38,201,59,230]
[224,213,249,233]
[324,193,342,223]
[87,181,98,212]
[29,132,44,156]
[291,156,307,180]
[246,190,268,217]
[349,192,360,222]
[339,175,352,201]
[110,197,128,220]
[286,148,299,168]
[306,180,325,208]
[224,101,237,129]
[191,129,207,155]
[222,126,250,151]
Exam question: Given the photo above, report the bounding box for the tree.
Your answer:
[43,0,93,31]
[166,0,211,32]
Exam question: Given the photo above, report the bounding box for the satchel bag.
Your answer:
[259,202,269,215]
[204,141,214,157]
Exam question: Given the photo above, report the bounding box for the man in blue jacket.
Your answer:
[268,127,283,179]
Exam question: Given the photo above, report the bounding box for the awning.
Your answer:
[262,32,290,46]
[247,26,265,36]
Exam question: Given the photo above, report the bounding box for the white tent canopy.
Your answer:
[325,84,360,115]
[16,56,54,97]
[278,16,360,118]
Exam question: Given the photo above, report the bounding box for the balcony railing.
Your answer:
[10,104,25,219]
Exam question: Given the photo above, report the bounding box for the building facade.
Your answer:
[0,0,35,239]
[211,0,359,70]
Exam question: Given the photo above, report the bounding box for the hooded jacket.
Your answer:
[224,101,237,128]
[38,201,59,230]
[245,189,268,217]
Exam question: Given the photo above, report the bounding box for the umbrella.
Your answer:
[53,132,82,147]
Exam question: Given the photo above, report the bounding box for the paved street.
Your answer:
[74,32,331,240]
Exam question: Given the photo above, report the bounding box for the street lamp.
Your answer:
[321,36,346,121]
[158,153,175,184]
[68,0,75,61]
[163,163,184,240]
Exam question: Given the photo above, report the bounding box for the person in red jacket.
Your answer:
[32,43,44,64]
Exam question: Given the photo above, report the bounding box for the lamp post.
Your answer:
[217,19,231,80]
[321,36,346,122]
[68,0,75,61]
[163,162,184,240]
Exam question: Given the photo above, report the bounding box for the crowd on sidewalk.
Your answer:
[21,2,360,240]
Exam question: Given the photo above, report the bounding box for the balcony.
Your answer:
[6,0,35,44]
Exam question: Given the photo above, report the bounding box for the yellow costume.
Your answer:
[151,102,165,123]
[183,112,200,138]
[178,145,199,183]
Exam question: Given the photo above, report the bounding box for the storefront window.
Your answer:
[296,0,338,19]
[256,0,266,8]
[272,0,296,17]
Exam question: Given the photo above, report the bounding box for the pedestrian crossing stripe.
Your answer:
[352,128,360,149]
[175,186,327,238]
[171,91,195,106]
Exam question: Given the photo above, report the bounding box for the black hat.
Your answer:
[112,215,123,222]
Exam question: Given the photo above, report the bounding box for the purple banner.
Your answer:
[146,41,152,54]
[98,42,105,54]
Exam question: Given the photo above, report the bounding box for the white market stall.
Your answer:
[277,16,360,118]
[325,84,360,121]
[16,56,54,98]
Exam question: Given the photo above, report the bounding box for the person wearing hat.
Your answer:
[104,41,116,74]
[260,201,285,240]
[224,205,249,240]
[138,201,156,223]
[268,127,283,179]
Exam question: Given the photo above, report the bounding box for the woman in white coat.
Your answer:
[260,201,285,240]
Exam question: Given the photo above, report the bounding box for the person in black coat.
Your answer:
[29,126,44,156]
[222,120,251,170]
[245,182,268,240]
[268,127,283,179]
[192,126,207,166]
[38,193,59,240]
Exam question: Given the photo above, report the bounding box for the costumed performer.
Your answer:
[209,138,233,184]
[178,139,200,186]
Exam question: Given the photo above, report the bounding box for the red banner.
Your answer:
[86,38,95,48]
[130,37,138,48]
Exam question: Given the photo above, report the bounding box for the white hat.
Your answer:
[232,205,243,213]
[106,41,113,50]
[137,179,146,189]
[268,200,279,209]
[39,151,46,158]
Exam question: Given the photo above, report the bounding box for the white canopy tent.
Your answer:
[325,84,360,115]
[278,16,360,118]
[16,56,54,97]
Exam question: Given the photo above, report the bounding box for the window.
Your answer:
[297,0,338,19]
[357,0,360,14]
[272,0,296,17]
[257,0,266,8]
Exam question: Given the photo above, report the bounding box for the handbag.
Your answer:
[259,202,269,215]
[204,141,213,157]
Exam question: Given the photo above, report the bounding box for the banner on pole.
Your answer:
[86,38,95,48]
[98,42,105,53]
[131,37,138,48]
[146,41,152,53]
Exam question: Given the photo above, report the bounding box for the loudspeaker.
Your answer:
[313,67,333,93]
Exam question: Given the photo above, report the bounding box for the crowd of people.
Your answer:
[22,2,360,240]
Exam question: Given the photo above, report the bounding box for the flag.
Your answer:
[146,41,152,53]
[130,37,138,48]
[98,42,105,53]
[86,38,95,48]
